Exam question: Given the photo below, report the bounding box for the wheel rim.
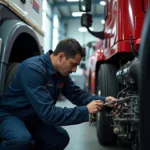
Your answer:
[98,90,101,97]
[96,112,100,131]
[96,89,101,136]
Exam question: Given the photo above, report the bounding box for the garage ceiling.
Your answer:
[48,0,104,20]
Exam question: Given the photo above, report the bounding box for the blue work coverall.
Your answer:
[0,50,106,150]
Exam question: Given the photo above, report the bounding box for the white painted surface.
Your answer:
[42,0,52,53]
[7,0,44,46]
[8,0,42,27]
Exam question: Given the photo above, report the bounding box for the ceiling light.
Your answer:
[100,1,106,5]
[79,27,87,32]
[101,20,105,24]
[78,27,93,32]
[72,12,84,17]
[67,0,79,2]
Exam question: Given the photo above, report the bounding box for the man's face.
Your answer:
[57,53,82,76]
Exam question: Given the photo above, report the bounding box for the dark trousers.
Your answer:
[0,116,70,150]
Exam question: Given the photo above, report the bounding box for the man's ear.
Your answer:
[57,52,65,62]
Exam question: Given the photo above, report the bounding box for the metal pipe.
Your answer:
[114,118,139,122]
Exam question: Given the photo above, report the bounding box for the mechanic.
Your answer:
[0,38,116,150]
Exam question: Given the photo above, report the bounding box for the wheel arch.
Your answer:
[0,19,42,95]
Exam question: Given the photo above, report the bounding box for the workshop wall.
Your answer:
[42,0,52,53]
[66,18,104,46]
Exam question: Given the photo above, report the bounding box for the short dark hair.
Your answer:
[53,38,85,59]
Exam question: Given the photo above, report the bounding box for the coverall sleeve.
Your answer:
[62,76,106,106]
[20,64,89,126]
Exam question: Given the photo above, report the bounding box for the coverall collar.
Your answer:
[43,50,56,76]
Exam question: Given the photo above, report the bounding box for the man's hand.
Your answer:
[87,100,104,114]
[105,96,117,107]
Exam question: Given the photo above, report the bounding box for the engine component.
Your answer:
[109,58,140,150]
[111,93,139,149]
[116,58,139,84]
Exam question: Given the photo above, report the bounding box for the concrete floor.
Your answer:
[56,99,130,150]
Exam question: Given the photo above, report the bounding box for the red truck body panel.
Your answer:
[104,0,146,60]
[88,0,149,94]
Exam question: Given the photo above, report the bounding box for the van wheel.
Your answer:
[96,63,118,145]
[5,62,20,90]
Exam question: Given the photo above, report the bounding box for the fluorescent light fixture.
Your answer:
[100,1,106,5]
[67,0,79,1]
[78,27,93,32]
[79,27,87,32]
[82,6,86,10]
[72,12,84,17]
[101,19,105,24]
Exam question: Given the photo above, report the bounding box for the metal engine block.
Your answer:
[112,58,140,149]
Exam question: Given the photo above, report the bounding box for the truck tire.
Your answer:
[4,62,20,90]
[96,63,118,145]
[139,8,150,150]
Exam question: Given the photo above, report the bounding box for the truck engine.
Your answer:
[112,58,140,149]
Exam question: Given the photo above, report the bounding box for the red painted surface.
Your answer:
[88,0,149,94]
[104,0,145,59]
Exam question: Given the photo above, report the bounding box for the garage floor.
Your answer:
[56,99,131,150]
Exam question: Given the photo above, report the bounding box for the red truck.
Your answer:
[79,0,150,149]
